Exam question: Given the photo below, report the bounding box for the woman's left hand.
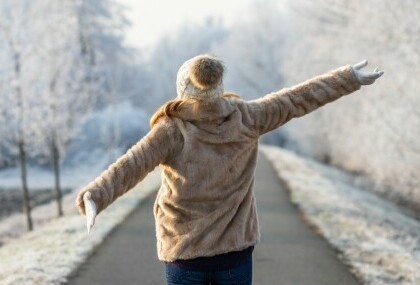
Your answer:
[352,60,384,85]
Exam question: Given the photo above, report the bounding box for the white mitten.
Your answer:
[83,192,97,234]
[352,60,384,85]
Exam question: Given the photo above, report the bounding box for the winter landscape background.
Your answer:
[0,0,419,284]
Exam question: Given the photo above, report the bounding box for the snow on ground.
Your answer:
[260,145,420,285]
[0,168,161,285]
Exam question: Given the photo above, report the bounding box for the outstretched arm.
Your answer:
[244,60,383,135]
[75,118,182,232]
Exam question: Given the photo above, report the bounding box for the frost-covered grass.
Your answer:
[261,145,420,285]
[0,168,161,285]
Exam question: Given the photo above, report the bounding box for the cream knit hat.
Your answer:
[176,54,224,100]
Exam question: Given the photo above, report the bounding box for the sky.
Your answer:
[119,0,254,50]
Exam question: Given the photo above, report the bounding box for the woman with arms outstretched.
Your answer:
[76,54,383,285]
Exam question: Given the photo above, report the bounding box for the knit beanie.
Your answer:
[176,54,224,100]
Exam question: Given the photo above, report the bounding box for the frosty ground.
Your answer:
[0,158,114,244]
[261,145,420,285]
[0,165,161,285]
[0,145,419,284]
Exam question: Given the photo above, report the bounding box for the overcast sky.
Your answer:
[119,0,254,50]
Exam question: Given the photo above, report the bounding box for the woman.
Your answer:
[76,54,383,285]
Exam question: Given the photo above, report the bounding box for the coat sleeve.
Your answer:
[76,118,183,215]
[244,65,361,135]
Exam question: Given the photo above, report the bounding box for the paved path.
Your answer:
[68,153,360,285]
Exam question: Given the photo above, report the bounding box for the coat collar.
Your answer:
[173,97,236,122]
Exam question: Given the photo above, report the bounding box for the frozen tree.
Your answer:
[77,0,140,161]
[215,0,289,99]
[213,1,291,145]
[26,0,130,216]
[0,0,34,230]
[279,0,420,208]
[100,61,132,161]
[73,0,130,107]
[0,0,146,222]
[26,0,89,216]
[65,101,150,168]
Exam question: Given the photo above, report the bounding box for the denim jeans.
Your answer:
[165,256,253,285]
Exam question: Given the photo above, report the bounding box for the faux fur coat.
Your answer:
[76,65,361,262]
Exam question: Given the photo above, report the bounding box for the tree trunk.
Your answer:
[51,138,63,216]
[18,140,33,231]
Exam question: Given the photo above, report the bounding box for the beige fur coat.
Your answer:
[76,65,361,262]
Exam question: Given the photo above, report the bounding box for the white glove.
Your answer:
[352,60,384,85]
[83,192,97,234]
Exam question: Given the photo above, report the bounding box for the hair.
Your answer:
[150,93,242,127]
[222,92,241,99]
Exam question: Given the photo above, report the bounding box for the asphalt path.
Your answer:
[67,152,360,285]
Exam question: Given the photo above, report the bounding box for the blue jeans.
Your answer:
[165,257,253,285]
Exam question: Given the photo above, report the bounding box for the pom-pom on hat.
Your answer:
[176,54,224,100]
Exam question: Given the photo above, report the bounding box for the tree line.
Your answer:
[1,0,419,233]
[0,0,133,230]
